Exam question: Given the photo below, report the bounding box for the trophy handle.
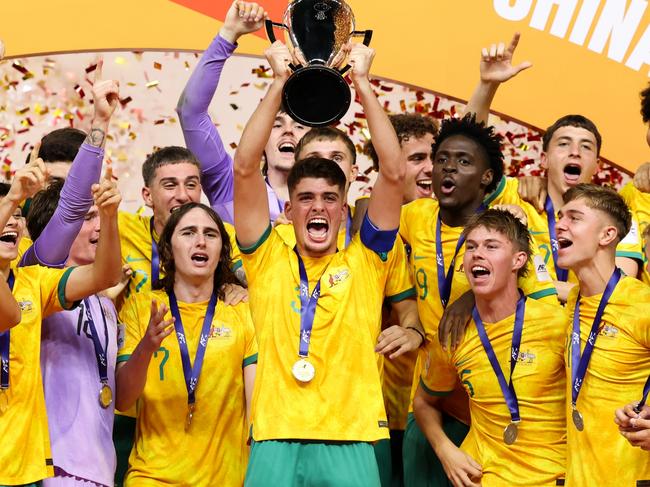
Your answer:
[265,20,288,43]
[338,29,374,75]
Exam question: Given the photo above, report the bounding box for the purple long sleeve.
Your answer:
[20,143,103,268]
[177,34,237,210]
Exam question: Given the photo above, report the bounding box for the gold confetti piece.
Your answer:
[146,80,160,89]
[16,107,29,115]
[115,56,126,65]
[184,61,191,70]
[127,82,137,87]
[119,121,130,130]
[129,132,137,140]
[154,62,162,70]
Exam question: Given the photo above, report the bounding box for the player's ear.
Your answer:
[599,224,618,247]
[512,250,528,273]
[141,186,153,208]
[284,200,293,220]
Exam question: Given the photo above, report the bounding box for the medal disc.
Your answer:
[0,390,8,414]
[99,384,113,409]
[185,405,194,432]
[292,358,315,383]
[572,408,584,431]
[503,422,518,445]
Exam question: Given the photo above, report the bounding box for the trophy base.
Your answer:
[282,65,351,128]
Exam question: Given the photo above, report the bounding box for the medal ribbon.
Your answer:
[544,196,569,282]
[149,218,160,287]
[344,207,352,248]
[636,375,650,412]
[294,248,331,358]
[168,289,217,407]
[0,270,15,391]
[435,205,486,308]
[82,296,110,385]
[570,268,621,409]
[473,292,526,424]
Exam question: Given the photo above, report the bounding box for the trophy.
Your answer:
[265,0,372,127]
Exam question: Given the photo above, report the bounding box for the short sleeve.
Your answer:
[242,307,258,368]
[223,222,243,272]
[385,236,416,302]
[420,337,457,396]
[117,293,146,363]
[616,214,643,263]
[238,225,278,287]
[360,213,397,255]
[39,266,78,317]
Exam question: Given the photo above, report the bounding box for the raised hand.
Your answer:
[91,59,120,123]
[7,143,48,204]
[221,1,268,44]
[349,42,375,84]
[142,300,175,354]
[265,41,293,81]
[92,164,121,218]
[480,32,532,85]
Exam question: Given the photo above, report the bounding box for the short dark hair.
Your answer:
[287,157,347,197]
[26,178,65,240]
[432,114,504,193]
[365,113,438,171]
[156,203,239,297]
[142,146,201,186]
[0,183,10,198]
[33,128,86,164]
[294,127,357,166]
[563,183,631,243]
[641,83,650,124]
[463,208,532,278]
[542,115,602,156]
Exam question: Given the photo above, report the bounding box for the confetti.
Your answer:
[146,80,160,89]
[153,62,162,70]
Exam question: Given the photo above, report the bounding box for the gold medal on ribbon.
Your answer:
[503,422,519,445]
[185,404,195,432]
[99,383,113,409]
[0,389,8,415]
[572,406,584,431]
[292,358,315,383]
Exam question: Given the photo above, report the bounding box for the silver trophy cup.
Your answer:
[265,0,372,127]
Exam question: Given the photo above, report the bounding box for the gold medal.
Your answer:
[185,404,195,432]
[572,407,584,431]
[503,422,519,445]
[99,383,113,409]
[292,358,315,383]
[0,389,8,415]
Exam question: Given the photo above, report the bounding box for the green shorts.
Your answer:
[245,440,381,487]
[112,414,136,487]
[402,413,468,487]
[374,439,392,487]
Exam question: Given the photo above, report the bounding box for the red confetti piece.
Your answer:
[119,96,132,108]
[154,119,165,125]
[230,142,238,149]
[74,84,85,98]
[85,64,97,74]
[230,104,239,110]
[154,62,162,70]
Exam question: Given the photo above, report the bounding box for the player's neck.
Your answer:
[547,182,564,212]
[440,194,486,227]
[267,167,290,203]
[152,212,166,238]
[173,274,214,303]
[474,282,520,323]
[0,261,10,281]
[295,241,337,259]
[574,251,617,297]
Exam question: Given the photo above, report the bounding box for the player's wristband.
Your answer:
[406,326,425,347]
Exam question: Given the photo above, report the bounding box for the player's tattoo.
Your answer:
[86,128,106,147]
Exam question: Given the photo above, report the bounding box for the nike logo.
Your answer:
[125,255,148,263]
[413,255,427,261]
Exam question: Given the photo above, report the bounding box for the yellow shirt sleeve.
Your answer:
[117,292,146,362]
[40,266,77,317]
[385,236,416,302]
[242,307,258,367]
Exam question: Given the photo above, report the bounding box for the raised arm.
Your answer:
[351,44,404,230]
[464,33,532,125]
[63,167,122,302]
[177,1,267,213]
[21,60,118,267]
[233,42,292,246]
[115,300,174,411]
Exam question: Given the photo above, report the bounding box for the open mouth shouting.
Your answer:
[439,177,456,196]
[416,178,433,197]
[557,237,573,250]
[470,265,491,281]
[277,140,296,161]
[190,251,210,267]
[306,216,329,243]
[0,231,18,249]
[562,163,582,186]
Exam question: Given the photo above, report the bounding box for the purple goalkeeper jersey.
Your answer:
[41,295,119,486]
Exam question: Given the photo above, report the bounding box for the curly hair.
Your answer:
[432,114,504,194]
[364,113,438,171]
[641,83,650,124]
[155,203,239,298]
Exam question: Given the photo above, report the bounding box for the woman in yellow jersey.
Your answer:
[115,202,257,487]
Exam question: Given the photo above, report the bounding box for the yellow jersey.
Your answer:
[399,198,558,413]
[490,177,644,281]
[1,265,75,485]
[421,297,566,485]
[620,181,650,279]
[117,289,257,487]
[565,276,650,485]
[240,219,398,442]
[10,236,33,269]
